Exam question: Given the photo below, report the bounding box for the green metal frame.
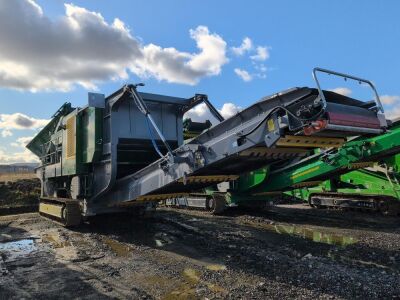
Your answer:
[224,122,400,205]
[246,124,400,194]
[288,155,400,202]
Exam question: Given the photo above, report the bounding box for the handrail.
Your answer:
[312,67,384,113]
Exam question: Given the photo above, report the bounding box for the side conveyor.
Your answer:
[243,123,400,197]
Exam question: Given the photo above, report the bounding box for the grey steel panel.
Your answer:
[140,92,187,105]
[44,163,61,178]
[88,92,105,108]
[93,88,312,206]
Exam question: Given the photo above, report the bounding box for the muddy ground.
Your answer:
[0,205,399,299]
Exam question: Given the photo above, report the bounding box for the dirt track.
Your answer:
[0,205,399,299]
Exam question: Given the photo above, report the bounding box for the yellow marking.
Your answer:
[291,166,320,180]
[183,132,199,139]
[240,147,308,157]
[134,193,190,202]
[177,175,239,184]
[277,135,345,148]
[40,202,63,218]
[267,118,275,132]
[291,181,323,188]
[66,115,76,158]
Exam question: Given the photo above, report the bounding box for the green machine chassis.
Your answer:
[287,153,400,213]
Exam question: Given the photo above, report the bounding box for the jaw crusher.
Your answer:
[26,68,387,226]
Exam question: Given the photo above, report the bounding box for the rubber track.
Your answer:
[309,193,400,216]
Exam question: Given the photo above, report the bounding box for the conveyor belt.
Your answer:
[243,124,400,195]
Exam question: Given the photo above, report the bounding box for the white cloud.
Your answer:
[330,87,352,97]
[250,46,270,61]
[184,103,213,122]
[134,26,228,85]
[231,37,252,56]
[184,102,242,123]
[11,136,33,148]
[0,0,228,91]
[0,113,49,131]
[380,95,400,105]
[219,103,242,118]
[0,148,38,163]
[254,63,268,73]
[379,95,400,120]
[234,68,252,82]
[1,129,12,137]
[232,41,271,80]
[385,107,400,120]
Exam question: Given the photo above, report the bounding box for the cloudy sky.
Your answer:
[0,0,399,163]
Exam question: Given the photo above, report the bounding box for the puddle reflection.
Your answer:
[273,224,357,246]
[0,238,37,260]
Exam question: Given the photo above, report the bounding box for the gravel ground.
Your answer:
[0,204,399,299]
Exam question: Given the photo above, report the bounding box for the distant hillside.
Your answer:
[0,163,39,173]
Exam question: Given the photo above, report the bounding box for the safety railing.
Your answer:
[312,67,384,113]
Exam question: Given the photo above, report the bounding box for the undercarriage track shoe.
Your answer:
[309,193,400,216]
[39,197,81,227]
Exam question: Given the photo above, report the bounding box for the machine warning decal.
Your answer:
[267,118,275,132]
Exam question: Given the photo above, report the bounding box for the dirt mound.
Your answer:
[0,178,40,213]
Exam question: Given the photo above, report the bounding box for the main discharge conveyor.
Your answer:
[27,68,387,226]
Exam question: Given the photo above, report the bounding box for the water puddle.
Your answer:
[41,233,79,261]
[245,221,357,247]
[327,250,393,270]
[163,268,200,300]
[0,238,37,261]
[103,238,133,257]
[205,264,227,271]
[42,234,71,248]
[154,232,175,248]
[163,264,227,299]
[183,268,200,284]
[273,224,357,247]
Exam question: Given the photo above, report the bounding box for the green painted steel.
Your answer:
[242,123,400,195]
[289,155,400,202]
[218,122,400,207]
[177,121,400,208]
[82,107,103,164]
[26,103,73,158]
[237,168,269,191]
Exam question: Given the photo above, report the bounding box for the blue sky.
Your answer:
[0,0,399,163]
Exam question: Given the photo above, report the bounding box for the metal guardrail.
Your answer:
[312,67,384,113]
